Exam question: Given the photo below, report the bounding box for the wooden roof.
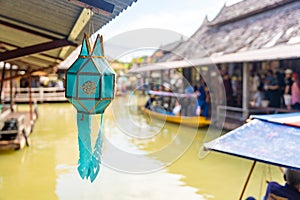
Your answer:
[209,0,294,26]
[0,0,137,72]
[157,0,300,63]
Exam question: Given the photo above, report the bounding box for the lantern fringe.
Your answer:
[77,113,104,182]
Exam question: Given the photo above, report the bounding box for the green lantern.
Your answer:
[65,34,115,182]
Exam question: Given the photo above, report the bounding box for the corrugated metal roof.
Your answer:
[0,0,137,73]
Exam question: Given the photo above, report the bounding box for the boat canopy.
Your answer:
[204,112,300,170]
[147,90,195,98]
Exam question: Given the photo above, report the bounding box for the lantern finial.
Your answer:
[91,34,104,57]
[80,33,91,56]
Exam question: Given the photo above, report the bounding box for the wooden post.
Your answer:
[160,70,164,86]
[27,68,33,122]
[0,62,7,107]
[239,161,256,200]
[10,64,13,112]
[242,62,249,119]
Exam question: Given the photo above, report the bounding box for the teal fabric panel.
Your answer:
[80,37,90,56]
[77,113,104,182]
[67,58,87,73]
[89,113,104,182]
[68,99,87,113]
[95,100,111,113]
[93,59,114,74]
[91,37,103,56]
[66,73,77,97]
[79,59,101,74]
[101,75,114,98]
[77,113,92,180]
[78,75,101,99]
[79,100,99,113]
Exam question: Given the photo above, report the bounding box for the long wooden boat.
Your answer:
[142,107,210,128]
[0,113,32,151]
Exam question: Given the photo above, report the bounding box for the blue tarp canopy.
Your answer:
[204,112,300,170]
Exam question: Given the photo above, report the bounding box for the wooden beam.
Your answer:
[1,41,64,61]
[69,8,93,41]
[59,8,93,59]
[0,19,64,40]
[0,39,77,62]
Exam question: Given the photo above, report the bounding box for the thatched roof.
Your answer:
[162,0,300,62]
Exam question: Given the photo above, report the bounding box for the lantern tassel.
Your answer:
[77,113,104,182]
[90,114,104,182]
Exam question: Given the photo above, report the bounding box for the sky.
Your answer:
[60,0,244,66]
[100,0,243,39]
[96,0,244,61]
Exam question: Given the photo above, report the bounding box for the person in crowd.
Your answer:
[276,70,286,107]
[172,100,181,116]
[284,69,293,109]
[291,72,300,110]
[251,73,261,95]
[223,72,233,106]
[162,82,172,112]
[144,94,155,110]
[180,86,196,116]
[263,168,300,200]
[264,70,281,108]
[195,82,209,118]
[153,99,181,116]
[55,78,64,89]
[246,168,300,200]
[252,85,264,107]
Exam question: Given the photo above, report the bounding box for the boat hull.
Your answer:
[142,108,210,128]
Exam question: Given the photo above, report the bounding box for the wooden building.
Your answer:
[130,0,300,129]
[0,0,138,149]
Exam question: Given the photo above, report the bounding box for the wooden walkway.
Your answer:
[218,105,298,130]
[4,87,67,103]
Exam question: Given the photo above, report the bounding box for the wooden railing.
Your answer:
[4,87,67,103]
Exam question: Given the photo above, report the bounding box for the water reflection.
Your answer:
[0,99,283,200]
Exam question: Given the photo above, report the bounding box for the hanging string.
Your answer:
[88,9,93,36]
[88,9,96,46]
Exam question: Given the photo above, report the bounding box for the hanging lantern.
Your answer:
[65,34,115,182]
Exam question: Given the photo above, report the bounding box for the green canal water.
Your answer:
[0,96,283,200]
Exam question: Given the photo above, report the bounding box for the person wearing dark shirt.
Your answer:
[265,70,281,108]
[284,69,293,109]
[195,83,209,118]
[144,94,155,110]
[263,168,300,200]
[223,72,233,106]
